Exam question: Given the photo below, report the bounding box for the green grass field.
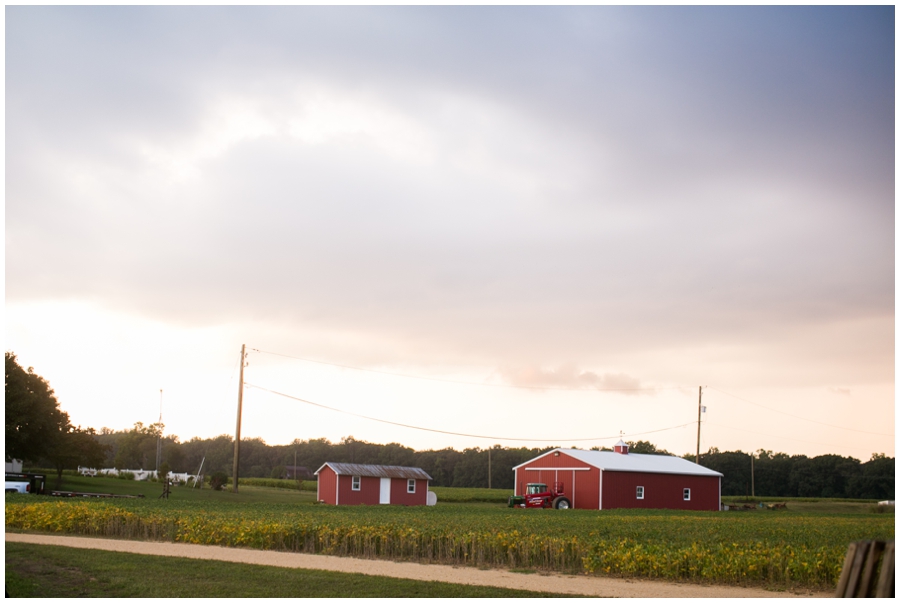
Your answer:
[38,475,891,512]
[6,477,894,590]
[31,474,320,504]
[5,542,570,598]
[44,475,516,504]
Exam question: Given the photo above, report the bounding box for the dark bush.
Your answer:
[209,472,228,491]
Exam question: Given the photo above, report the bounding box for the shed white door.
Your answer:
[379,478,391,504]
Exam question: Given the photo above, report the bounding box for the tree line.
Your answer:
[6,352,894,499]
[700,447,894,500]
[5,353,107,487]
[92,427,894,499]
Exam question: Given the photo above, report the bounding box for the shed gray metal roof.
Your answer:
[314,462,432,480]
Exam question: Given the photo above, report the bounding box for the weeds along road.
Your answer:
[6,533,828,598]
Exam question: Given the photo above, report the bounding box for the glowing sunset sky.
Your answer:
[5,6,894,460]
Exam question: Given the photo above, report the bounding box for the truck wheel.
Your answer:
[553,496,571,509]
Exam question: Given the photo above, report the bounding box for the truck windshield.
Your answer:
[526,484,547,494]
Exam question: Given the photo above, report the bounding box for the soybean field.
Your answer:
[6,489,893,590]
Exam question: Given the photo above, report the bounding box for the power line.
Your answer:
[246,349,893,443]
[245,382,695,443]
[708,386,894,437]
[250,348,684,392]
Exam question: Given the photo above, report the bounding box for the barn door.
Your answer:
[379,478,391,504]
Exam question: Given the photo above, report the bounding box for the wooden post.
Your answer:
[232,344,246,493]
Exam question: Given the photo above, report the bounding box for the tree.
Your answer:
[627,440,672,455]
[851,454,895,500]
[753,450,793,497]
[699,450,752,496]
[158,461,171,482]
[164,441,186,473]
[114,422,162,470]
[5,352,69,463]
[42,425,109,488]
[6,353,110,487]
[209,471,228,491]
[378,442,416,467]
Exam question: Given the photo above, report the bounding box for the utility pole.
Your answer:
[751,453,755,498]
[156,389,163,476]
[232,344,246,493]
[488,448,492,489]
[696,386,703,465]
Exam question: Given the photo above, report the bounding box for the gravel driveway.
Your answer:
[6,533,829,598]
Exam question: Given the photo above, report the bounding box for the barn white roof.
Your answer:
[314,462,432,480]
[514,448,723,478]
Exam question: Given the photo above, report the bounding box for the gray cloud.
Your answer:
[5,6,893,388]
[498,364,651,396]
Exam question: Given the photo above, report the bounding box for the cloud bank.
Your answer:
[6,6,894,391]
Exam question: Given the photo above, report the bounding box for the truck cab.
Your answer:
[5,472,46,495]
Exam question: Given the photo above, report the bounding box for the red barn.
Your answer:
[314,462,432,506]
[512,441,723,511]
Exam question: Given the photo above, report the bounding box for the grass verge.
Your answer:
[4,542,574,598]
[24,475,318,504]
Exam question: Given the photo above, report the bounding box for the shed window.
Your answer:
[352,476,361,491]
[636,486,644,500]
[683,488,691,501]
[407,479,416,493]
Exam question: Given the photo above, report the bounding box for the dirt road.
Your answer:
[6,533,829,598]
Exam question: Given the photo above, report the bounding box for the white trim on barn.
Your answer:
[598,469,603,510]
[523,467,591,471]
[572,469,576,507]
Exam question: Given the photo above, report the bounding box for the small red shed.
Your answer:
[314,462,432,506]
[512,441,723,511]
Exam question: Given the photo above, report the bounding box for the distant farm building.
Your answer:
[513,442,723,511]
[315,463,433,506]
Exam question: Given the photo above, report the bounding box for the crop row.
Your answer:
[5,499,893,589]
[429,486,512,503]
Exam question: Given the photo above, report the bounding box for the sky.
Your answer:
[5,6,895,462]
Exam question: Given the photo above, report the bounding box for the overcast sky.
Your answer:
[5,6,894,461]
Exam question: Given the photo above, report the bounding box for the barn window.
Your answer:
[636,486,644,499]
[407,479,416,493]
[352,476,361,491]
[683,488,691,501]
